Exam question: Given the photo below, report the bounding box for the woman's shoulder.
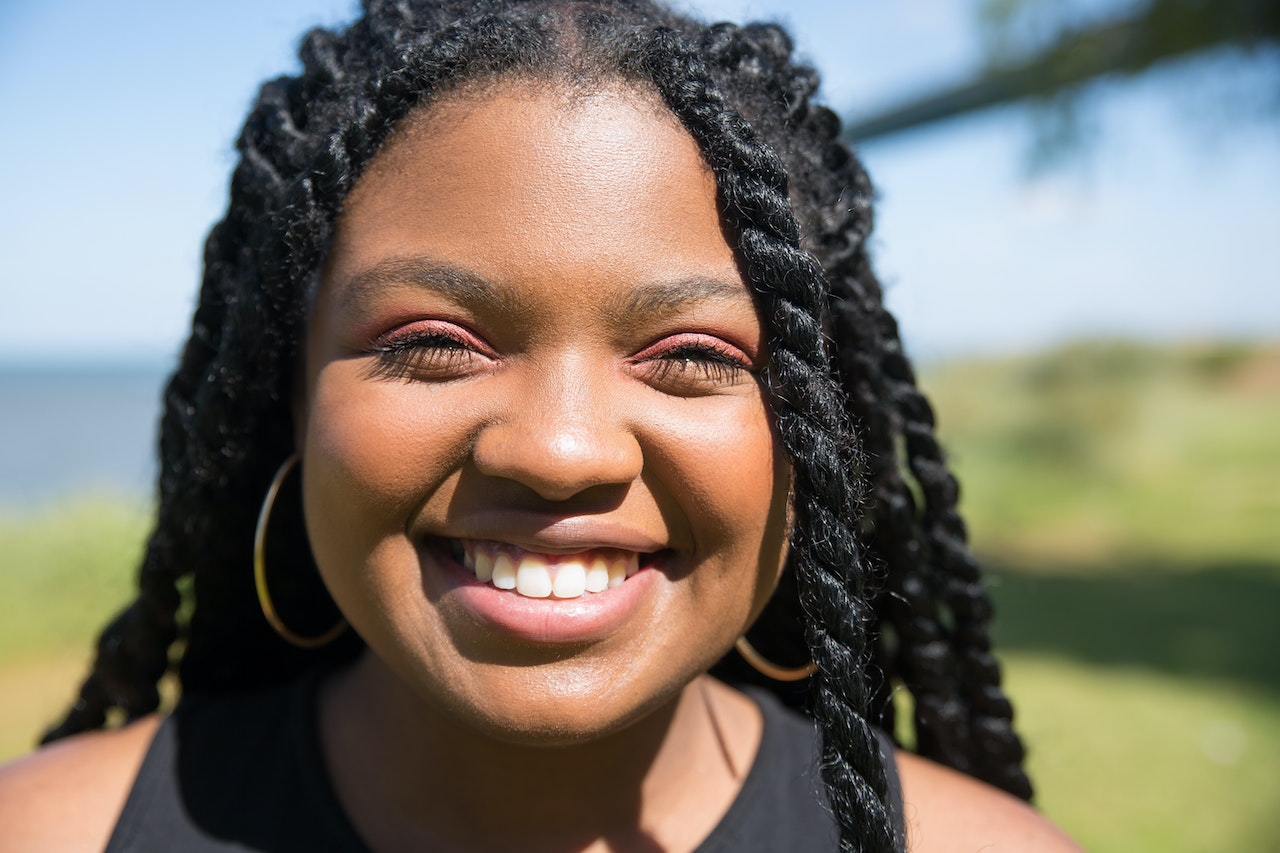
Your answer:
[0,715,161,852]
[895,749,1084,852]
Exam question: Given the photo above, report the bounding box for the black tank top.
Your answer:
[106,671,905,852]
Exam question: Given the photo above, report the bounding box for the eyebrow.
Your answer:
[337,257,522,317]
[335,255,754,320]
[616,276,753,318]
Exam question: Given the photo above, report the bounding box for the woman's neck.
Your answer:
[317,653,762,853]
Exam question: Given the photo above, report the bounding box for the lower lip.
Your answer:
[425,546,660,644]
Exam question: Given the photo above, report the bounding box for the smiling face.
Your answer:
[297,79,791,743]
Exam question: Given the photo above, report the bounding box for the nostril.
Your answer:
[472,418,643,500]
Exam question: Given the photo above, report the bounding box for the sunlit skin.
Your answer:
[0,77,1083,853]
[296,80,790,851]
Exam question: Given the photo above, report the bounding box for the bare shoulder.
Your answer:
[896,750,1084,852]
[0,715,161,853]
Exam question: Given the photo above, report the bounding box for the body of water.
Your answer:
[0,365,168,508]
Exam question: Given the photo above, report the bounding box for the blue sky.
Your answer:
[1,0,1277,365]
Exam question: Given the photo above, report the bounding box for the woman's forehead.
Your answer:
[322,78,743,307]
[349,77,700,208]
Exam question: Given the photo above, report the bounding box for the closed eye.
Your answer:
[633,334,755,395]
[365,322,493,382]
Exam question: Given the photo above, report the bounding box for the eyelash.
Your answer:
[642,339,752,389]
[365,325,752,390]
[366,327,481,381]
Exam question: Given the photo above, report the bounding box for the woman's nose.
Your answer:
[471,369,643,501]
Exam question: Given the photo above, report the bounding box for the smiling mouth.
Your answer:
[449,540,642,600]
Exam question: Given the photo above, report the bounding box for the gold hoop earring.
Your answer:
[735,636,816,682]
[254,453,347,649]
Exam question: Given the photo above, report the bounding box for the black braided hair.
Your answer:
[44,1,1031,848]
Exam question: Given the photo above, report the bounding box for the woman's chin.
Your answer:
[428,661,688,749]
[340,645,686,751]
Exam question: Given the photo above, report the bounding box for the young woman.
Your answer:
[0,2,1080,850]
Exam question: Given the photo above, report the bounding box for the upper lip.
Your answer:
[425,513,669,555]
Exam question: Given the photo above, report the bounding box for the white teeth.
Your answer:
[584,556,610,593]
[472,550,494,583]
[458,542,649,599]
[515,556,553,598]
[552,561,587,598]
[491,553,517,590]
[607,556,626,589]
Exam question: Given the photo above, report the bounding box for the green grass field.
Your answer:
[0,498,148,754]
[2,339,1277,851]
[921,339,1280,851]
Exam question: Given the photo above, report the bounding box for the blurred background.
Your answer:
[1,1,1277,849]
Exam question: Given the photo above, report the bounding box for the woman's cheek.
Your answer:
[304,364,461,507]
[646,393,787,554]
[299,379,448,632]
